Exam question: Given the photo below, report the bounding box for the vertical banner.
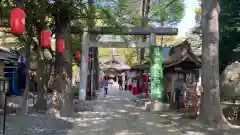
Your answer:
[150,45,164,101]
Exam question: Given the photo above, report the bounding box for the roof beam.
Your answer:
[71,26,178,35]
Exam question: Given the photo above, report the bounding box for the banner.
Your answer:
[150,45,164,100]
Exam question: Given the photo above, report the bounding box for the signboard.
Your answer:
[150,46,164,100]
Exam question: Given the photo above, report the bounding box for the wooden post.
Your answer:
[0,60,4,77]
[0,60,4,107]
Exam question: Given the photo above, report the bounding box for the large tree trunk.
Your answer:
[93,48,99,92]
[200,0,240,129]
[199,0,221,126]
[21,45,31,115]
[51,4,73,117]
[88,0,98,99]
[140,0,150,64]
[35,58,47,112]
[35,53,53,112]
[35,23,54,111]
[87,48,93,99]
[34,16,50,111]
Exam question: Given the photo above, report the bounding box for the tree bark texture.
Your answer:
[200,0,221,126]
[52,5,73,117]
[93,48,99,91]
[87,47,93,99]
[88,0,99,98]
[35,58,47,111]
[140,0,151,64]
[21,44,31,115]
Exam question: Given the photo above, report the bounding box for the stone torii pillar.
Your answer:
[79,28,89,101]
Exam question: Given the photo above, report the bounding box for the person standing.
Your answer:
[118,76,123,91]
[103,76,109,96]
[124,75,127,91]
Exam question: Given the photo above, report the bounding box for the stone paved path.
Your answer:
[0,84,186,135]
[2,84,239,134]
[69,85,182,135]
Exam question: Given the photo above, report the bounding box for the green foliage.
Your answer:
[194,7,201,24]
[116,48,138,66]
[219,0,240,72]
[96,0,185,64]
[0,0,54,47]
[99,48,113,57]
[150,0,185,23]
[1,0,185,62]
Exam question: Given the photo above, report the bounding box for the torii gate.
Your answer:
[71,26,178,101]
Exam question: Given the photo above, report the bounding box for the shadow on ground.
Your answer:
[70,93,183,135]
[158,112,240,135]
[0,112,73,135]
[134,104,240,135]
[3,88,239,135]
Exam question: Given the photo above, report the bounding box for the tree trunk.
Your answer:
[93,48,99,92]
[87,48,93,100]
[21,45,31,115]
[35,58,47,112]
[34,18,48,111]
[88,0,98,99]
[51,5,73,117]
[35,25,53,111]
[0,91,4,108]
[199,0,221,126]
[140,0,150,64]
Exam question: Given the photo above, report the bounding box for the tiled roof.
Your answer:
[99,55,130,70]
[131,40,201,69]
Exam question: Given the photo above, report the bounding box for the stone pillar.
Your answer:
[79,29,89,101]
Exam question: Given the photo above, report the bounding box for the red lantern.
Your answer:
[88,56,91,64]
[10,8,25,34]
[75,51,81,61]
[40,30,51,48]
[57,39,64,55]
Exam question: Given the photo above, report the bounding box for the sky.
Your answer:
[177,0,199,37]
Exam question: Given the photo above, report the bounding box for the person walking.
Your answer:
[118,76,123,91]
[124,76,128,91]
[103,76,109,96]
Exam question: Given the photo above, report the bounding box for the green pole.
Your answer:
[149,33,164,101]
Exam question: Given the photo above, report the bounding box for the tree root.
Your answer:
[220,110,240,129]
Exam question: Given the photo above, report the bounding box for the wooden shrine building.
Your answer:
[130,40,201,110]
